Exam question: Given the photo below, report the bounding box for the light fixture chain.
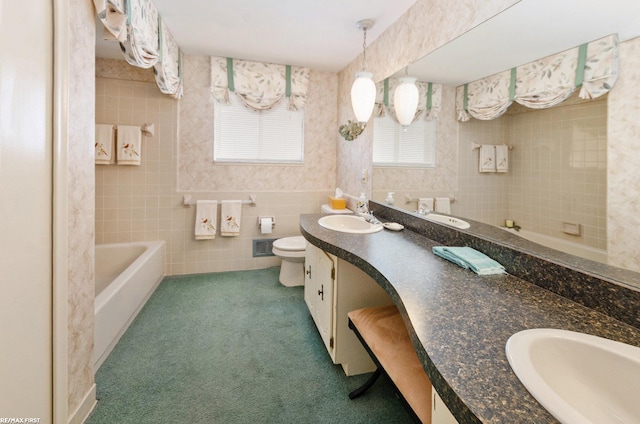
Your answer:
[362,28,367,72]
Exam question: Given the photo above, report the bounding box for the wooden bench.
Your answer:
[347,305,432,424]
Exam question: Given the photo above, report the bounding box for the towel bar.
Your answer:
[471,141,513,150]
[404,195,456,205]
[182,194,257,207]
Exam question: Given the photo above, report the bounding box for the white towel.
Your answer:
[435,197,451,214]
[220,200,242,237]
[195,200,217,240]
[496,144,509,173]
[418,198,434,213]
[117,125,142,165]
[479,144,496,173]
[95,124,114,165]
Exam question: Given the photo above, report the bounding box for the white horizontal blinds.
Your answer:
[214,96,304,163]
[373,114,435,167]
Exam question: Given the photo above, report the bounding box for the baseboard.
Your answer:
[68,384,96,424]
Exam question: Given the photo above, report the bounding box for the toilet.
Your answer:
[272,236,308,287]
[273,204,353,287]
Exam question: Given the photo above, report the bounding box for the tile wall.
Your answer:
[457,94,607,250]
[95,57,337,275]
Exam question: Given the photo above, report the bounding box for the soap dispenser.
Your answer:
[356,192,369,215]
[385,192,395,206]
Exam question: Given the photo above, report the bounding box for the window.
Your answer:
[214,95,304,164]
[372,114,436,167]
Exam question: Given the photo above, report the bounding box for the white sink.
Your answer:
[318,215,383,234]
[506,328,640,424]
[422,213,470,229]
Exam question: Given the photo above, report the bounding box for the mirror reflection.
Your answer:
[372,0,640,272]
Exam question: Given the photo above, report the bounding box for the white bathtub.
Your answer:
[94,241,165,370]
[502,228,608,264]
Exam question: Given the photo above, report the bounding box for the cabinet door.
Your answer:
[304,244,335,358]
[432,387,458,424]
[304,246,317,316]
[314,249,335,355]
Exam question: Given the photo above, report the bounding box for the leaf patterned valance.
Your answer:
[456,34,619,122]
[93,0,127,42]
[120,0,159,69]
[92,0,183,99]
[375,78,443,123]
[210,57,310,111]
[153,19,183,99]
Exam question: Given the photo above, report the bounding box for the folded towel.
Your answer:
[479,144,496,173]
[117,125,142,165]
[496,144,509,173]
[220,200,242,237]
[435,197,451,214]
[195,200,217,240]
[432,246,506,275]
[95,124,114,165]
[418,198,433,213]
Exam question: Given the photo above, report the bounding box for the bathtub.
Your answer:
[501,228,608,264]
[94,241,165,370]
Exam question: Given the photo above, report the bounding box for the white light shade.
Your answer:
[394,77,419,127]
[351,72,376,124]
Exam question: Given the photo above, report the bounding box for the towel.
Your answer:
[496,144,509,173]
[95,124,114,165]
[195,200,217,240]
[220,200,242,237]
[432,246,506,275]
[479,144,496,173]
[435,197,451,214]
[418,198,434,214]
[117,125,142,165]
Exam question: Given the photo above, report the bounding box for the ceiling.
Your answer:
[95,0,417,72]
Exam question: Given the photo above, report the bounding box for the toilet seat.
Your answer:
[273,236,307,252]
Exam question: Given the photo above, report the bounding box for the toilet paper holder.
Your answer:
[258,216,276,229]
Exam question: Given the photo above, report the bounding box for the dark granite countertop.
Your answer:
[299,213,640,424]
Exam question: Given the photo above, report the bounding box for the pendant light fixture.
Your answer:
[350,19,376,125]
[394,68,419,128]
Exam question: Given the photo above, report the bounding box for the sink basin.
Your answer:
[506,328,640,424]
[422,213,470,229]
[318,215,383,234]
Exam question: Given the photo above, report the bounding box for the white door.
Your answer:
[0,0,54,421]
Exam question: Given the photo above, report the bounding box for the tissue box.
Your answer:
[328,196,346,209]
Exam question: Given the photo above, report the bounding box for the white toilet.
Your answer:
[273,204,352,287]
[272,236,308,287]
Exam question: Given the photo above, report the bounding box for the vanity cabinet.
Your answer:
[432,387,458,424]
[304,243,393,376]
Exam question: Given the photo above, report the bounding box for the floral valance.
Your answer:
[375,78,442,123]
[456,34,619,122]
[210,57,310,111]
[153,19,183,99]
[120,0,160,69]
[94,0,127,42]
[92,0,183,99]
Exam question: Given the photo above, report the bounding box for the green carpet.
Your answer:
[86,267,412,423]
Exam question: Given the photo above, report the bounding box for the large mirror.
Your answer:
[372,0,640,280]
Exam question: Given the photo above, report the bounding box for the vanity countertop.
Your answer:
[299,213,640,424]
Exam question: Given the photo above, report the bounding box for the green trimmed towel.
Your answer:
[432,246,506,275]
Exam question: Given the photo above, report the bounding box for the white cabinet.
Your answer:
[304,243,393,375]
[304,243,335,354]
[432,386,458,424]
